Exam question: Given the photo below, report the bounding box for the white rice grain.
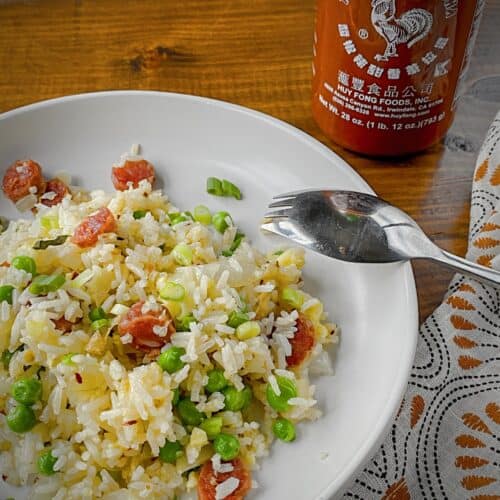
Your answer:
[268,375,280,396]
[215,477,240,499]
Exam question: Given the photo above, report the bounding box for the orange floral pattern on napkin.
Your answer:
[345,114,500,499]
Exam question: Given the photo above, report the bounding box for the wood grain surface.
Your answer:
[1,0,499,322]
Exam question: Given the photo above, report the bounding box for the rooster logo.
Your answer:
[371,0,433,61]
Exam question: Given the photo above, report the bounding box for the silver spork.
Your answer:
[262,190,500,287]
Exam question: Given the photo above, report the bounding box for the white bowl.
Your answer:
[0,91,418,499]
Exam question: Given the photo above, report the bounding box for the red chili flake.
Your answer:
[124,419,137,425]
[75,373,83,384]
[0,262,10,267]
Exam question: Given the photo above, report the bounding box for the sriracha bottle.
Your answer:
[312,0,486,156]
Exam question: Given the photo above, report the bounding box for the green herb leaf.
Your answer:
[33,235,69,250]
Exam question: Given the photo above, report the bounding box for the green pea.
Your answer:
[175,314,196,332]
[172,387,180,407]
[11,377,42,406]
[89,306,107,322]
[29,274,65,295]
[6,404,37,433]
[177,399,204,426]
[157,347,186,374]
[227,310,249,329]
[212,211,231,233]
[272,417,296,442]
[213,433,240,461]
[133,210,148,220]
[159,440,183,464]
[222,386,252,412]
[1,349,13,370]
[205,369,228,394]
[266,376,297,413]
[0,285,15,305]
[200,416,223,440]
[37,449,58,475]
[12,256,36,275]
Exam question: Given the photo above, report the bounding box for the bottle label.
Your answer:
[313,0,484,136]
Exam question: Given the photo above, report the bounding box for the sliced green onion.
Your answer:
[172,387,180,406]
[133,210,147,219]
[227,311,249,329]
[212,211,231,233]
[0,285,15,305]
[206,177,242,200]
[160,282,185,301]
[172,243,193,266]
[175,314,196,332]
[281,287,304,309]
[169,212,189,226]
[222,232,245,257]
[60,353,76,366]
[221,179,242,200]
[235,321,261,340]
[40,215,59,230]
[206,177,223,196]
[89,307,107,322]
[29,274,65,295]
[193,205,212,225]
[91,318,110,330]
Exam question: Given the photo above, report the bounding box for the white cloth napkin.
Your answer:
[345,113,500,499]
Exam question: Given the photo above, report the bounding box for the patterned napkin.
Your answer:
[344,114,500,500]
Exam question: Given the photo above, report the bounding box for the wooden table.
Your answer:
[1,0,499,322]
